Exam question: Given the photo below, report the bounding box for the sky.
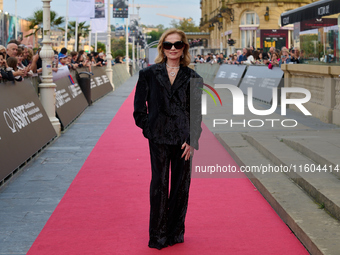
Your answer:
[3,0,201,28]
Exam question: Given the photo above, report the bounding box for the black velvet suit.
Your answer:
[133,62,203,248]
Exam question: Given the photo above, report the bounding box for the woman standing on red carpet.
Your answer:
[133,28,203,250]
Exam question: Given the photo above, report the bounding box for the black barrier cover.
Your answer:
[213,65,247,88]
[55,74,88,128]
[239,66,284,103]
[0,80,57,181]
[90,67,113,102]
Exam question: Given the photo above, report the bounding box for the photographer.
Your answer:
[289,48,300,64]
[279,47,291,67]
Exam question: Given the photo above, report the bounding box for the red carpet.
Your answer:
[27,89,308,255]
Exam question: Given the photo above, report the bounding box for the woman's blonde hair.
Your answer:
[154,28,191,66]
[27,48,33,61]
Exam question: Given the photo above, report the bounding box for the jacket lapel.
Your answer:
[171,65,190,93]
[153,62,172,95]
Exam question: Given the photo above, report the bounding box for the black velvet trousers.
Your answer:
[148,140,191,248]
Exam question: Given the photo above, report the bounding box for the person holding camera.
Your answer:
[279,47,291,67]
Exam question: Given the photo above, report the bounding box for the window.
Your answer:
[239,11,259,48]
[240,11,259,26]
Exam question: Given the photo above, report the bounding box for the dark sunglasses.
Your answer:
[163,41,184,50]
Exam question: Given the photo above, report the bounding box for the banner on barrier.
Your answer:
[54,71,88,128]
[90,67,113,102]
[52,66,72,82]
[213,65,247,88]
[0,80,57,181]
[238,66,284,103]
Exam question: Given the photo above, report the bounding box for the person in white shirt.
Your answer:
[243,49,255,65]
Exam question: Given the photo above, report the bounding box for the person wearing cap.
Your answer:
[58,54,68,66]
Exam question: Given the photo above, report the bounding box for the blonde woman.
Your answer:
[0,45,6,55]
[133,28,203,250]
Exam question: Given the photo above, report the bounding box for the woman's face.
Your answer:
[17,54,23,63]
[163,33,184,62]
[259,53,263,59]
[0,55,4,66]
[272,54,277,61]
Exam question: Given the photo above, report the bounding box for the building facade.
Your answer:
[199,0,315,53]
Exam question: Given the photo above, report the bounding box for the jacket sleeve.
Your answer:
[0,69,9,80]
[1,68,15,81]
[186,73,203,150]
[133,69,152,139]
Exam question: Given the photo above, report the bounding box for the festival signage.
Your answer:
[89,67,113,101]
[213,65,247,88]
[129,14,139,37]
[68,0,95,18]
[91,0,108,33]
[0,80,56,181]
[54,71,88,128]
[260,29,288,52]
[112,0,129,18]
[238,65,284,103]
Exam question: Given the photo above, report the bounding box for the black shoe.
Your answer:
[167,236,184,246]
[148,240,168,250]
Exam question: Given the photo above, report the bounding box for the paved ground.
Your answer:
[0,74,138,255]
[1,73,339,255]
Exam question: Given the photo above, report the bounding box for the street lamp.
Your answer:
[106,0,113,89]
[217,13,223,30]
[264,7,270,21]
[39,0,61,135]
[218,13,223,23]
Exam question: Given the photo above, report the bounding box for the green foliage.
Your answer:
[146,25,166,44]
[26,9,64,37]
[113,49,125,58]
[92,42,106,53]
[111,38,134,58]
[170,18,200,32]
[300,34,324,59]
[147,30,163,44]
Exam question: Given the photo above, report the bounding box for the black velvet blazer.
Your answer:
[133,62,203,150]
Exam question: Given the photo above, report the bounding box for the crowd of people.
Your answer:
[193,46,305,69]
[0,39,308,83]
[0,40,129,82]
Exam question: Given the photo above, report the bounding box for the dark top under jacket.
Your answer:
[133,62,203,150]
[0,68,15,81]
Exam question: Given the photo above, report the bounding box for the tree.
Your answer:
[170,18,200,32]
[26,10,64,38]
[147,30,163,44]
[111,38,133,58]
[146,25,166,44]
[60,21,90,51]
[91,42,106,53]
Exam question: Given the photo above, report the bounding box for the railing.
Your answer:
[2,63,136,96]
[280,64,340,126]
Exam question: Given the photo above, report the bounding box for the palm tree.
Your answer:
[26,10,64,38]
[60,21,90,51]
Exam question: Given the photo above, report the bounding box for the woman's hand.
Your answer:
[181,142,194,161]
